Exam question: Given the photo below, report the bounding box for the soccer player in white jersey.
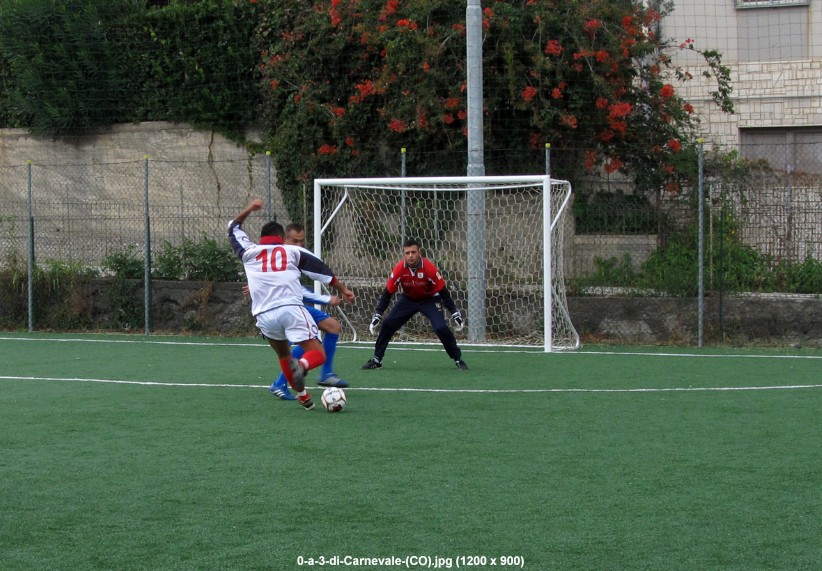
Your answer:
[268,223,348,401]
[228,198,355,410]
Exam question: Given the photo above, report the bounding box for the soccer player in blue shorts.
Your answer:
[268,223,349,400]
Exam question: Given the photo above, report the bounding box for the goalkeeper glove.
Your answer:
[452,311,464,332]
[368,313,382,335]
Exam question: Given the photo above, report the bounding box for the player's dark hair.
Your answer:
[260,221,284,238]
[402,238,420,249]
[285,222,304,233]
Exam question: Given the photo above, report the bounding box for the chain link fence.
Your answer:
[1,140,820,341]
[0,156,306,270]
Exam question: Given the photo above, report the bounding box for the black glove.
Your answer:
[368,313,382,335]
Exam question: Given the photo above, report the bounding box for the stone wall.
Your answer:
[38,279,821,348]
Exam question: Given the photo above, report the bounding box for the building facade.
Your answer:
[663,0,822,173]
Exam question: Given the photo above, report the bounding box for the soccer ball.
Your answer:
[320,387,347,413]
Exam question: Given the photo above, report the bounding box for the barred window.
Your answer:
[741,128,822,174]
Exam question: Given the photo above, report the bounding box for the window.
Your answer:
[740,128,822,174]
[735,0,809,7]
[737,4,809,61]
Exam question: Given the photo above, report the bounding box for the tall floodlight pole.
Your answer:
[466,0,486,342]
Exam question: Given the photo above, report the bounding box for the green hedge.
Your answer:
[0,0,259,139]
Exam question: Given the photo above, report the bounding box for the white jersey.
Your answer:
[228,221,337,317]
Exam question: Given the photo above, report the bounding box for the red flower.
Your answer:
[608,102,632,119]
[269,80,280,90]
[545,39,563,57]
[397,19,418,30]
[422,61,430,72]
[610,120,627,134]
[595,97,608,110]
[350,80,375,103]
[388,118,408,133]
[583,150,598,172]
[445,97,461,109]
[666,139,682,152]
[345,137,355,147]
[595,50,609,63]
[379,0,399,21]
[330,106,345,117]
[551,88,562,100]
[457,110,467,120]
[604,158,623,174]
[317,144,337,155]
[443,113,455,124]
[583,19,601,35]
[683,103,694,114]
[417,110,429,129]
[659,84,675,99]
[560,114,578,129]
[522,85,538,102]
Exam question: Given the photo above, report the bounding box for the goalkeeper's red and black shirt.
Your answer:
[386,258,445,301]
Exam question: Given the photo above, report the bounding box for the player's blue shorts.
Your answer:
[305,305,331,324]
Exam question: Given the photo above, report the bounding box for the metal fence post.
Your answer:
[27,160,34,332]
[400,147,407,245]
[697,139,704,347]
[144,156,152,335]
[265,150,273,221]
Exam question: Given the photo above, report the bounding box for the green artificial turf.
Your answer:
[1,333,820,570]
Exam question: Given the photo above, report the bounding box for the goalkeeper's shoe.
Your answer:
[455,360,469,370]
[317,374,349,388]
[298,394,315,410]
[269,378,296,401]
[361,358,383,370]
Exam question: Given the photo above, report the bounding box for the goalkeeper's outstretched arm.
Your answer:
[438,285,464,331]
[369,288,394,334]
[373,288,393,315]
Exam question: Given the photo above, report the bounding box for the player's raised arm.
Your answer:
[233,198,263,224]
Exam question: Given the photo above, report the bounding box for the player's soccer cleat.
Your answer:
[455,359,469,370]
[298,394,315,410]
[269,379,296,400]
[361,358,382,370]
[317,375,349,388]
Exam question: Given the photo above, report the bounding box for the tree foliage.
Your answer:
[255,0,733,195]
[0,0,259,138]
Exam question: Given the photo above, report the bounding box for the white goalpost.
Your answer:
[313,175,580,352]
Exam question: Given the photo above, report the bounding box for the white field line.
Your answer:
[1,335,821,359]
[0,375,821,394]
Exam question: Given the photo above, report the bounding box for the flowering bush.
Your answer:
[254,0,732,197]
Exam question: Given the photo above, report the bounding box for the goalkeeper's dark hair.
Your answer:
[402,238,421,249]
[260,221,284,238]
[285,222,304,233]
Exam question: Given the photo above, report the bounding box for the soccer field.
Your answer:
[1,333,821,571]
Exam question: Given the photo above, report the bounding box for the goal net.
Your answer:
[313,175,580,351]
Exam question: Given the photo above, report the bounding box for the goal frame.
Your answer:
[313,175,579,352]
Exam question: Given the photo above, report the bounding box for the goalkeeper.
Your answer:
[362,238,468,371]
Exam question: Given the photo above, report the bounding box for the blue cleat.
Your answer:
[269,379,296,401]
[317,374,349,388]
